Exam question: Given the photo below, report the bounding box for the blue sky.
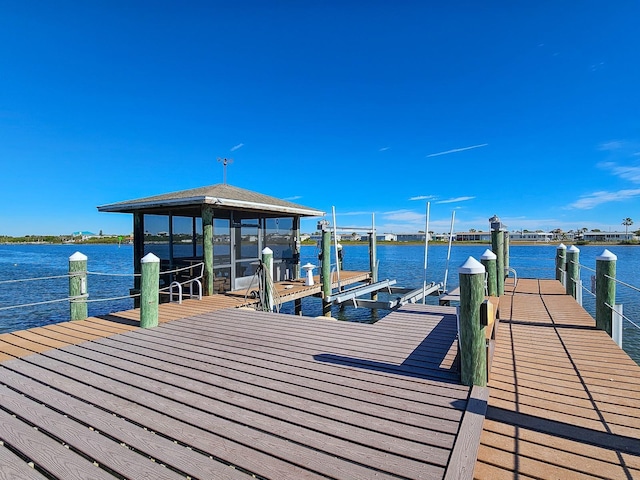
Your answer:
[1,1,639,236]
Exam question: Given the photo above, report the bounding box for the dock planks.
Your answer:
[474,278,640,479]
[0,302,481,479]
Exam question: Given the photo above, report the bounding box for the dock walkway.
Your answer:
[0,300,480,479]
[475,278,640,479]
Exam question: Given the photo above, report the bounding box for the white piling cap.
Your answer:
[262,247,273,255]
[557,243,566,250]
[597,249,617,261]
[459,256,485,275]
[480,249,497,261]
[69,251,87,261]
[567,245,580,253]
[141,252,160,263]
[302,262,316,270]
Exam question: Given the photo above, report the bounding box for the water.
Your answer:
[1,243,639,364]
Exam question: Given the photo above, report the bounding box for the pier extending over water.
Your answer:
[0,278,639,478]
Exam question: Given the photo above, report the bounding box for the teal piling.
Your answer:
[458,256,487,387]
[262,247,274,311]
[321,228,332,317]
[556,243,566,284]
[480,249,497,297]
[596,249,617,336]
[68,252,88,321]
[140,252,160,328]
[565,245,580,298]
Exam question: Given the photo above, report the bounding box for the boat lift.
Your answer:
[325,279,443,310]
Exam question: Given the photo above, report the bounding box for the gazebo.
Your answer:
[98,184,324,296]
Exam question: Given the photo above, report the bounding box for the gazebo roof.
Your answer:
[97,183,324,217]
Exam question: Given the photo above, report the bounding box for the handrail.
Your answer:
[605,302,640,332]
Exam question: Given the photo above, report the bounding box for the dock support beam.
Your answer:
[69,252,88,321]
[262,247,274,312]
[202,205,214,296]
[596,249,617,336]
[321,227,332,317]
[556,243,566,285]
[491,229,504,296]
[481,249,497,297]
[140,253,160,328]
[369,229,378,301]
[566,245,580,299]
[458,257,487,387]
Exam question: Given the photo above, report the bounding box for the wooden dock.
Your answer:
[0,301,482,479]
[474,278,640,479]
[2,274,640,479]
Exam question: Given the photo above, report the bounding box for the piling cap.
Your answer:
[596,249,617,261]
[567,245,580,253]
[262,247,273,255]
[69,251,87,261]
[557,243,566,250]
[302,262,316,270]
[458,256,485,275]
[141,252,160,263]
[480,249,497,261]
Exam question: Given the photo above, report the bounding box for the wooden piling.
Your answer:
[555,243,566,284]
[504,231,510,276]
[262,247,274,312]
[565,245,580,299]
[458,257,487,387]
[202,205,214,296]
[491,230,505,296]
[596,249,616,336]
[321,228,332,317]
[480,249,497,297]
[369,231,378,301]
[68,252,88,321]
[140,252,160,328]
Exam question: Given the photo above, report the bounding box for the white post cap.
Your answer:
[302,263,316,270]
[262,247,273,255]
[567,245,580,253]
[480,249,497,261]
[141,252,160,263]
[69,251,87,261]
[459,256,485,275]
[596,249,617,261]
[557,243,566,250]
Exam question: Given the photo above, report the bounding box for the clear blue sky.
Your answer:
[1,1,639,236]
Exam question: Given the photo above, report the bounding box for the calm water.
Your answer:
[1,243,638,364]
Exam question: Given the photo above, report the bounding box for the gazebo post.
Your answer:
[202,204,214,296]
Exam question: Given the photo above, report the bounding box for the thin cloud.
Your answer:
[426,143,488,158]
[284,195,302,201]
[435,196,475,204]
[382,209,425,223]
[598,140,624,151]
[568,189,640,210]
[230,143,244,152]
[409,195,436,201]
[599,162,640,184]
[379,146,390,152]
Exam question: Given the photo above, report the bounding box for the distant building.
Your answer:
[510,232,553,242]
[72,231,97,241]
[395,233,430,242]
[455,232,491,242]
[580,231,636,242]
[376,233,397,242]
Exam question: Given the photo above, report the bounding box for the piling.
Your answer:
[555,243,566,284]
[491,229,504,296]
[458,257,487,387]
[321,228,332,317]
[596,249,616,336]
[202,205,214,296]
[480,249,497,297]
[369,230,378,301]
[565,245,580,299]
[262,247,274,311]
[69,252,88,321]
[504,231,510,276]
[140,252,160,328]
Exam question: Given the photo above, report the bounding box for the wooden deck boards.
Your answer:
[0,303,480,479]
[474,278,640,480]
